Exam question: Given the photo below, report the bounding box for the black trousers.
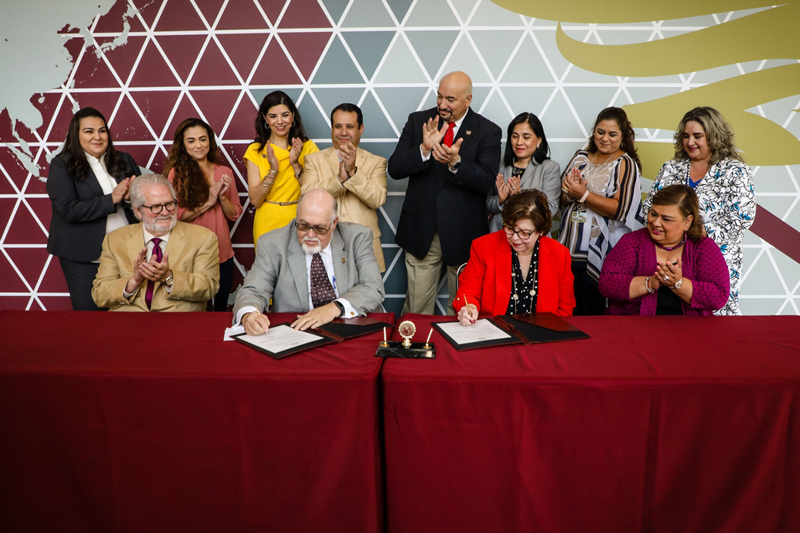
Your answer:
[213,257,235,312]
[571,261,607,316]
[59,258,105,311]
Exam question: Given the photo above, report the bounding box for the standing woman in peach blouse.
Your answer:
[165,118,242,311]
[245,91,318,244]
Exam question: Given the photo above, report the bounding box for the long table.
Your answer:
[0,311,393,533]
[382,314,800,533]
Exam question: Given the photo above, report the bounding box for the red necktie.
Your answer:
[443,122,455,147]
[145,238,162,310]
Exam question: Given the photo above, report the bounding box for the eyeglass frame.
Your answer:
[296,220,334,235]
[502,223,538,241]
[141,201,178,214]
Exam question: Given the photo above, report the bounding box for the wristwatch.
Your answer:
[333,300,345,317]
[673,278,683,289]
[448,158,462,172]
[164,270,174,288]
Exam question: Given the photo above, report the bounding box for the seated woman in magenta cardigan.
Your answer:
[599,184,729,315]
[454,189,575,326]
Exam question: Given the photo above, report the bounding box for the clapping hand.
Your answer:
[139,250,170,284]
[288,137,304,165]
[112,177,132,204]
[432,137,462,167]
[337,141,357,182]
[219,174,233,196]
[266,143,279,173]
[507,175,521,197]
[421,115,446,155]
[655,258,683,289]
[207,179,223,204]
[496,174,511,203]
[562,167,586,200]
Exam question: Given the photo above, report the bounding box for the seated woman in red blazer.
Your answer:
[454,189,576,326]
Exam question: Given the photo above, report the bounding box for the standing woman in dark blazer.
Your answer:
[47,107,142,310]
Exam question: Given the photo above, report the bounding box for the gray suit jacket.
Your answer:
[486,159,562,233]
[233,221,385,317]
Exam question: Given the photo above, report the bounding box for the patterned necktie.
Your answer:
[310,253,336,308]
[443,122,456,147]
[145,237,163,310]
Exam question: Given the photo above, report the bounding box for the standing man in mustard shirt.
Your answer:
[302,103,388,271]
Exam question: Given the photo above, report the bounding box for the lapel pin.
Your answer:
[466,130,471,135]
[342,257,346,264]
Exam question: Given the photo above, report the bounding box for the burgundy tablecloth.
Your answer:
[0,311,392,533]
[382,314,800,533]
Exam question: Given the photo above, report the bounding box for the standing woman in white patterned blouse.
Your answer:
[643,107,755,316]
[559,107,644,315]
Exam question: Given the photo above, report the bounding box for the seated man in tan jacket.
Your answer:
[92,173,219,311]
[301,103,387,271]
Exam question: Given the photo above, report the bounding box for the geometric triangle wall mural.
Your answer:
[1,0,798,314]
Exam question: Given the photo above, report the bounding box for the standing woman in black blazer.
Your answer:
[47,107,142,310]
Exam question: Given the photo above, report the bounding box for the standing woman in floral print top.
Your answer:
[558,107,645,315]
[643,106,755,315]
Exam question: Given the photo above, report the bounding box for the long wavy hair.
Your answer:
[673,106,743,165]
[163,118,221,210]
[57,107,134,181]
[503,112,551,167]
[586,106,642,172]
[651,184,705,242]
[253,91,308,152]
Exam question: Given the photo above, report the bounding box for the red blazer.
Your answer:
[454,231,576,316]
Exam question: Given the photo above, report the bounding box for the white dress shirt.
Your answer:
[84,152,129,235]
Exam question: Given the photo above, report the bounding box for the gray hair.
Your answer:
[298,189,339,224]
[130,173,176,209]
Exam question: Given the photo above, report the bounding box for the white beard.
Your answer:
[143,214,177,235]
[301,241,321,255]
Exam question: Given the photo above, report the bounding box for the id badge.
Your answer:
[571,210,587,224]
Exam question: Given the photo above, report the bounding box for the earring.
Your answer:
[292,120,296,127]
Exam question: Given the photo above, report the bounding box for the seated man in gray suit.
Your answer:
[233,189,385,334]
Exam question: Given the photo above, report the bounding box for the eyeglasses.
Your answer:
[297,221,333,235]
[503,224,538,240]
[141,201,178,214]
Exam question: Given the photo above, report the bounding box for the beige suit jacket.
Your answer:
[301,146,387,271]
[92,221,220,312]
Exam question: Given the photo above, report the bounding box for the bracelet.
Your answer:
[294,168,304,179]
[579,190,590,203]
[266,170,277,178]
[260,179,274,188]
[645,277,655,294]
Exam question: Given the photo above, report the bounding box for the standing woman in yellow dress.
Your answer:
[245,91,318,244]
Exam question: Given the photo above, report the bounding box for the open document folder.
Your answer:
[233,317,391,359]
[433,313,589,351]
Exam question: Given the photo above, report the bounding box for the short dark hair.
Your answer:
[330,103,363,127]
[502,189,552,235]
[503,112,550,167]
[651,184,705,242]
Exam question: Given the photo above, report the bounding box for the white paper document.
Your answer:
[236,324,323,353]
[435,319,512,345]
